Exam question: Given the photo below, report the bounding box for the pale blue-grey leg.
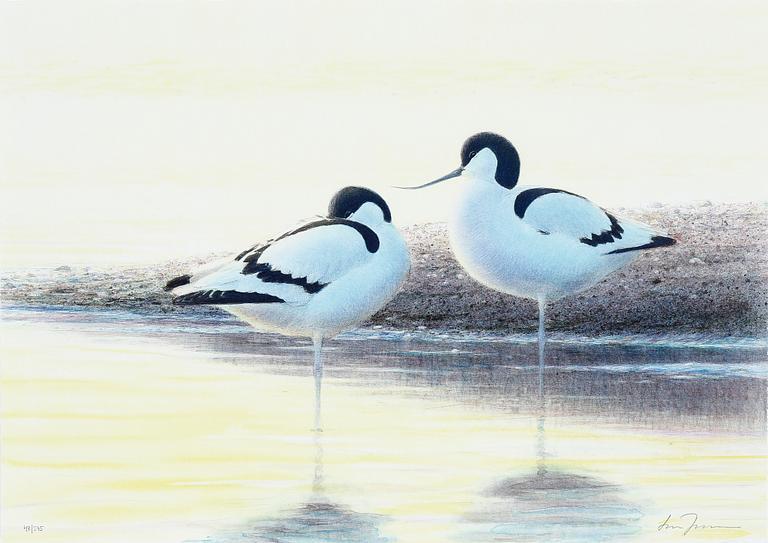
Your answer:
[536,296,547,476]
[313,335,323,432]
[537,296,547,394]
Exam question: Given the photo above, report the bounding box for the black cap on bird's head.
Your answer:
[328,186,392,223]
[460,132,520,188]
[397,132,521,190]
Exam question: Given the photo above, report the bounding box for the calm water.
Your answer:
[1,307,766,543]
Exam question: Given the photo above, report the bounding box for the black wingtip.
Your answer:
[164,274,191,292]
[172,289,285,305]
[606,235,677,255]
[651,235,677,248]
[172,290,214,305]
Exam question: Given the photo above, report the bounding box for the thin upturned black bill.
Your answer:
[394,167,464,190]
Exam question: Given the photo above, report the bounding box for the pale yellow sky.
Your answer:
[1,1,766,266]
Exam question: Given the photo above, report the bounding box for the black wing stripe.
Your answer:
[173,290,285,305]
[514,188,627,248]
[579,212,625,247]
[606,235,676,255]
[514,188,584,219]
[272,218,379,253]
[235,243,267,261]
[235,218,378,289]
[171,219,374,300]
[234,219,378,268]
[241,262,328,293]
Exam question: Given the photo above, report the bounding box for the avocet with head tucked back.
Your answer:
[400,132,676,363]
[165,186,410,429]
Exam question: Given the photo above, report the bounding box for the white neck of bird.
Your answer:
[462,148,498,184]
[348,202,386,227]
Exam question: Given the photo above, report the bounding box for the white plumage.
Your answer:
[522,191,619,241]
[403,132,676,358]
[166,186,410,429]
[448,180,668,301]
[168,189,409,338]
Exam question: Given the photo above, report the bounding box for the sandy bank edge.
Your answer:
[2,203,766,337]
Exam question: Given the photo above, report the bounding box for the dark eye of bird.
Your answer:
[469,150,477,158]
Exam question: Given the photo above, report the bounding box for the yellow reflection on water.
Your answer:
[1,320,765,543]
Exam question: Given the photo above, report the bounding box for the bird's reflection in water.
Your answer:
[462,352,642,542]
[191,426,391,542]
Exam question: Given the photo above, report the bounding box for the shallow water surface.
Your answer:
[1,308,766,542]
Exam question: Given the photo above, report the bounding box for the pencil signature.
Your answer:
[657,513,741,536]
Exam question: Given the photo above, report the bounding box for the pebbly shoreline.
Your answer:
[2,203,766,337]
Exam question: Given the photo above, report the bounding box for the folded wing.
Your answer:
[515,188,673,253]
[167,220,378,305]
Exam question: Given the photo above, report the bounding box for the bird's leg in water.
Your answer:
[537,296,547,393]
[536,296,547,476]
[313,335,323,432]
